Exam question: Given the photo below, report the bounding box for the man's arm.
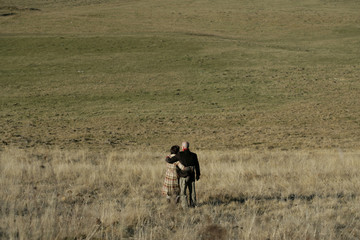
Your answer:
[165,154,180,163]
[194,154,200,180]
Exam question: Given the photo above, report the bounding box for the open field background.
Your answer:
[1,0,360,239]
[1,0,360,151]
[1,148,360,239]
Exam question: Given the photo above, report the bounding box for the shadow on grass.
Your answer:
[202,192,357,206]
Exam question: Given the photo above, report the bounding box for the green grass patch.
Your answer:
[1,0,360,150]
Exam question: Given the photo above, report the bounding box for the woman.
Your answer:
[161,145,187,203]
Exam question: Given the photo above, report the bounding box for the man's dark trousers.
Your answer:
[179,177,196,209]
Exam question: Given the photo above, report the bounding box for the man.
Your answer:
[166,141,200,209]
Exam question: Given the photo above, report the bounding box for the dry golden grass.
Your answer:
[1,147,360,239]
[1,1,360,239]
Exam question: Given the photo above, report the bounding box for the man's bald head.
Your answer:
[182,141,190,150]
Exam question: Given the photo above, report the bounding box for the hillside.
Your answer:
[1,0,360,151]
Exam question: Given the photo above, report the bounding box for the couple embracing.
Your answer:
[161,141,201,209]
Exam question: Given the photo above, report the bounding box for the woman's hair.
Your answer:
[170,145,180,154]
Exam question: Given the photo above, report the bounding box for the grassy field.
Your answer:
[1,148,360,239]
[1,0,360,239]
[1,0,360,151]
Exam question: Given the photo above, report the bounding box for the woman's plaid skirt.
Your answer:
[162,163,180,196]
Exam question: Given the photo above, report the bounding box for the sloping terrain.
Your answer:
[1,0,360,151]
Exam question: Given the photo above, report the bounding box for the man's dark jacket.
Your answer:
[166,149,200,181]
